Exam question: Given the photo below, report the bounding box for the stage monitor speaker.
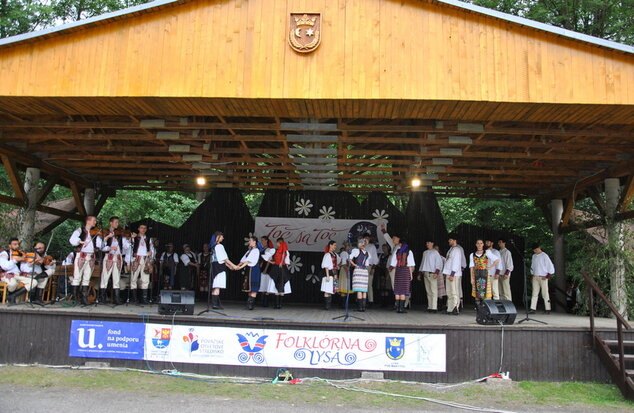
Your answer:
[158,290,195,315]
[476,300,517,325]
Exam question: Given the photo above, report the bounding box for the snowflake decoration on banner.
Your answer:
[243,232,255,246]
[318,206,336,221]
[372,209,389,222]
[288,255,303,274]
[295,198,313,216]
[305,265,319,284]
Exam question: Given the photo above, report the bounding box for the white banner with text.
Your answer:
[254,217,387,252]
[145,324,446,372]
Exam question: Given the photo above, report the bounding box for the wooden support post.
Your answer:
[18,167,40,249]
[617,175,634,212]
[1,154,26,201]
[605,177,627,319]
[84,188,96,216]
[36,176,59,205]
[587,185,606,215]
[69,181,87,217]
[560,193,576,228]
[550,199,567,312]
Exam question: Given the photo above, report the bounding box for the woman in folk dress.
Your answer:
[320,240,338,310]
[259,236,275,307]
[469,239,500,306]
[268,237,291,309]
[236,236,262,310]
[337,241,351,302]
[349,238,370,312]
[390,239,415,314]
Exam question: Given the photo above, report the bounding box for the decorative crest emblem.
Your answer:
[289,13,321,53]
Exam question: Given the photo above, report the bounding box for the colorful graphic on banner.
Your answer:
[254,217,387,252]
[68,320,145,360]
[144,324,445,372]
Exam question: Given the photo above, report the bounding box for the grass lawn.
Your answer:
[0,365,631,411]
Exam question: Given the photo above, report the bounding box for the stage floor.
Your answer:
[2,300,616,330]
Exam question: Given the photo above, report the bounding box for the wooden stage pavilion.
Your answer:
[0,0,633,392]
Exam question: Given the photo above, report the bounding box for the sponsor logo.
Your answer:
[182,328,199,354]
[386,337,405,360]
[151,327,171,349]
[236,332,268,364]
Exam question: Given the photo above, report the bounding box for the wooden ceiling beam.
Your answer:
[1,154,26,201]
[617,175,634,212]
[69,181,87,217]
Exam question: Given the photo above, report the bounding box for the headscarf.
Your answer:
[256,240,264,253]
[397,242,410,255]
[273,241,288,265]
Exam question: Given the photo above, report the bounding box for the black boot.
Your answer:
[262,294,269,308]
[247,296,255,310]
[140,289,150,304]
[324,296,332,310]
[113,288,122,305]
[32,287,45,305]
[80,286,90,305]
[356,298,363,312]
[71,286,80,306]
[361,298,367,312]
[130,289,138,305]
[99,288,108,304]
[7,287,27,305]
[274,295,281,309]
[211,295,220,309]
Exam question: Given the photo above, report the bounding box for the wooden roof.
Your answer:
[0,0,632,197]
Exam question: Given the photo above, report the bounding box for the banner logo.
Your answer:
[182,328,200,355]
[386,337,405,360]
[77,328,99,349]
[236,332,268,364]
[152,327,171,349]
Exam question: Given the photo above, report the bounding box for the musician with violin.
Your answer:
[99,216,131,305]
[69,215,103,305]
[0,238,32,304]
[19,241,56,305]
[130,223,155,304]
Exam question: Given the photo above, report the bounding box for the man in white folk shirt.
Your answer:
[100,216,129,305]
[19,241,57,305]
[0,238,32,304]
[129,224,155,304]
[485,239,502,300]
[497,238,514,301]
[529,242,555,314]
[443,234,465,315]
[363,232,379,308]
[69,215,102,305]
[418,240,444,313]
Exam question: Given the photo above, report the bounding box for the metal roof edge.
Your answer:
[436,0,634,54]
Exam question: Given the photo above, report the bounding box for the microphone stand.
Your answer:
[333,262,364,322]
[508,240,547,325]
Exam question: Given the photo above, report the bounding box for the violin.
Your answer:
[42,255,56,265]
[11,250,36,263]
[89,227,108,237]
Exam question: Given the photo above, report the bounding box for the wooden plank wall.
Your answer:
[0,0,632,105]
[0,309,623,383]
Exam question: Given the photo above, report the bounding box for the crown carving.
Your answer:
[294,14,316,27]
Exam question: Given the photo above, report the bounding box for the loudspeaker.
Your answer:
[158,290,195,315]
[476,300,517,325]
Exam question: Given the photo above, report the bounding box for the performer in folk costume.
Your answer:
[418,240,444,313]
[363,233,379,307]
[443,234,465,315]
[129,224,155,304]
[209,231,238,310]
[390,237,415,314]
[236,236,262,310]
[268,237,290,309]
[530,243,555,314]
[497,238,514,301]
[320,240,338,310]
[159,243,179,290]
[197,242,212,294]
[259,236,275,307]
[0,238,31,304]
[337,241,351,300]
[349,238,370,312]
[69,215,102,305]
[485,239,503,299]
[376,243,393,307]
[100,216,129,305]
[380,223,399,290]
[469,239,500,305]
[179,244,199,291]
[435,246,448,310]
[19,241,57,305]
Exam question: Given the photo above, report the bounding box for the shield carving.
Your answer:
[289,13,321,53]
